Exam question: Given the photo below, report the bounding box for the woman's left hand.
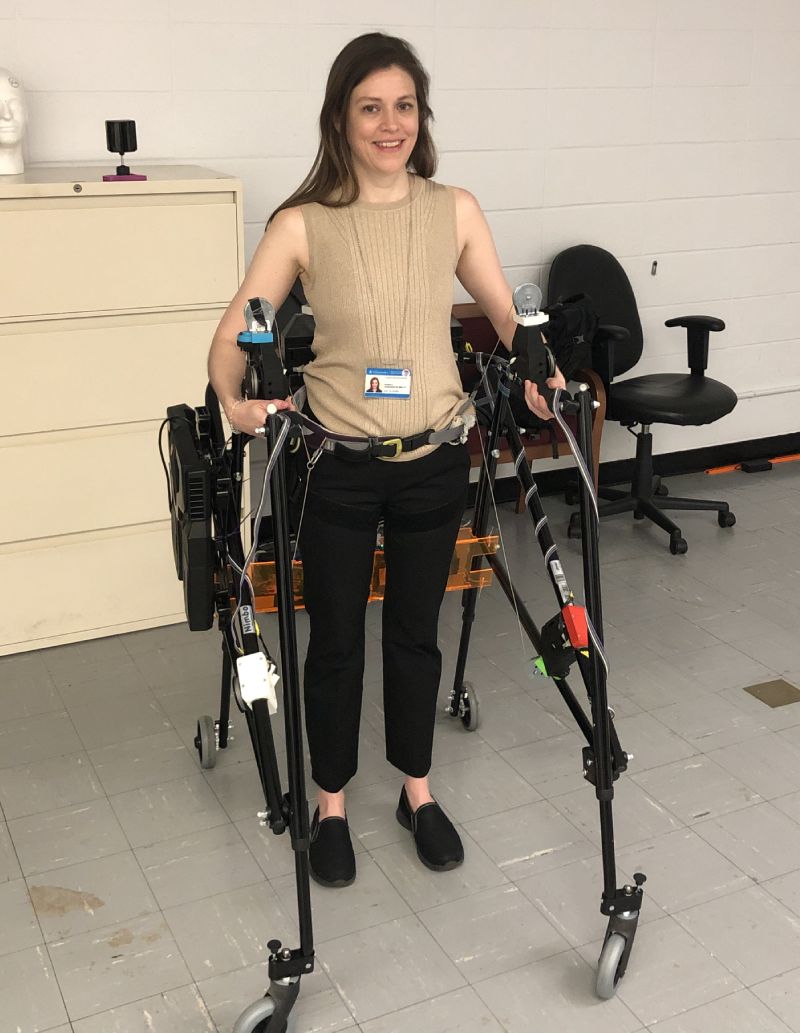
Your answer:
[524,368,567,420]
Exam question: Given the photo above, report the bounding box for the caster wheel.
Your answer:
[195,715,217,770]
[655,483,669,497]
[235,996,284,1033]
[596,932,626,999]
[565,484,579,505]
[460,682,480,731]
[254,1019,286,1033]
[718,510,736,528]
[567,512,582,539]
[633,508,644,520]
[669,534,688,555]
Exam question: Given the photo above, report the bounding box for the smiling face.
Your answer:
[345,65,419,186]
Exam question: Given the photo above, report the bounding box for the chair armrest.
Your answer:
[592,324,629,384]
[665,315,725,375]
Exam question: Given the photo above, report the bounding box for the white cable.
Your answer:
[474,414,528,656]
[550,386,599,524]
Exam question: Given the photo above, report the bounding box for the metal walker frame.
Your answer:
[191,357,645,1030]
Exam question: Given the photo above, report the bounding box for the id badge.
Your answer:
[364,365,412,399]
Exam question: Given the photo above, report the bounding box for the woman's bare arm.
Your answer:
[454,188,565,419]
[208,206,309,434]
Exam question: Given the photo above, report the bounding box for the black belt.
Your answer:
[326,428,441,461]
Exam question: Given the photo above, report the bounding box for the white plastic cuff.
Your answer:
[236,652,279,715]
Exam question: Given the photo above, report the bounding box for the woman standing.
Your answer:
[209,32,563,888]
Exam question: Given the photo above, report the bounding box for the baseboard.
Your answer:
[477,431,800,504]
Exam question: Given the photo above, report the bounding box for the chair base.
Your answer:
[569,427,736,554]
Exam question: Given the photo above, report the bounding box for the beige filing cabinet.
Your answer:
[0,165,244,655]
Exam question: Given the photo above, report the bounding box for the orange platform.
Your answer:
[243,527,499,614]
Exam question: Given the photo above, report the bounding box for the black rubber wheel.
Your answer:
[718,510,736,528]
[669,535,688,555]
[460,682,480,731]
[655,482,669,497]
[195,715,217,770]
[596,932,626,999]
[254,1019,286,1033]
[567,512,582,539]
[633,508,644,520]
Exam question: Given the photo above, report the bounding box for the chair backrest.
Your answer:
[547,244,643,378]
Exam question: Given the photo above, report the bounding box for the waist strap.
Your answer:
[289,386,474,461]
[323,423,466,461]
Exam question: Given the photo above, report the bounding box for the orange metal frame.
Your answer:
[242,527,499,614]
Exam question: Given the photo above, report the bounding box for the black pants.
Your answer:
[298,443,470,793]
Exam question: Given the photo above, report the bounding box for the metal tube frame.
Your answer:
[205,410,314,1030]
[448,367,645,970]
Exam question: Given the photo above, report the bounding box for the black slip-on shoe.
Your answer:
[309,807,356,888]
[396,786,464,871]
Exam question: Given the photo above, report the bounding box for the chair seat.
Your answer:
[607,373,737,426]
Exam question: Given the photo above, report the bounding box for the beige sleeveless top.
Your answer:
[298,176,468,461]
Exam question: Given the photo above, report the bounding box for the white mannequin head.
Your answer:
[0,68,27,175]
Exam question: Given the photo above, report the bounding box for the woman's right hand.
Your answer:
[227,397,294,436]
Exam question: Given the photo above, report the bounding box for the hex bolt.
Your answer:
[281,948,292,961]
[626,753,634,762]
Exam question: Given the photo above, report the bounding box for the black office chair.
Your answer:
[547,244,738,555]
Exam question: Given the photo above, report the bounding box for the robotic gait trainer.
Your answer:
[164,285,646,1029]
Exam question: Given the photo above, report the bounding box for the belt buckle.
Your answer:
[382,437,403,458]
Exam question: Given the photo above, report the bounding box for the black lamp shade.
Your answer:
[105,120,137,155]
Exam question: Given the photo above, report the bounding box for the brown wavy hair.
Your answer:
[271,33,436,219]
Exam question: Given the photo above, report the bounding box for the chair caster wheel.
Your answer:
[596,932,626,999]
[633,508,644,520]
[669,534,688,555]
[460,682,480,731]
[654,482,669,497]
[195,715,217,769]
[718,510,736,528]
[567,512,582,539]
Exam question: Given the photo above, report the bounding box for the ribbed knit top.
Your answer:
[299,176,468,460]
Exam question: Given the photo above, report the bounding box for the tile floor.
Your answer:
[2,464,800,1032]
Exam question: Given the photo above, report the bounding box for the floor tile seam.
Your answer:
[690,798,800,854]
[546,782,692,851]
[415,876,577,964]
[630,910,752,996]
[0,712,86,771]
[0,873,47,960]
[637,986,760,1033]
[658,870,761,919]
[668,884,800,981]
[748,971,800,1030]
[748,875,800,925]
[363,830,513,911]
[127,812,262,871]
[63,972,198,1026]
[468,946,641,1029]
[105,766,230,808]
[126,825,269,934]
[704,733,800,798]
[458,793,595,846]
[67,698,173,754]
[38,935,89,1029]
[25,875,165,950]
[1,810,26,880]
[627,749,766,802]
[0,696,72,723]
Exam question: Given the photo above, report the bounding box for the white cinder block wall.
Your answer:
[3,0,799,461]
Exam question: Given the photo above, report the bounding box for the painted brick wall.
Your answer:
[3,0,799,457]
